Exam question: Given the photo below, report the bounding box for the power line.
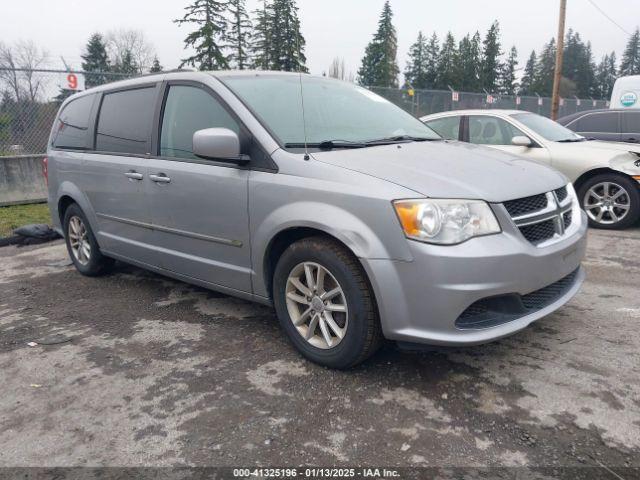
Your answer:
[585,0,633,37]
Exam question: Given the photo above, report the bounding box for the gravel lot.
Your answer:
[0,228,639,476]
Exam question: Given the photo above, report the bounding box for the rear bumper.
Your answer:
[363,211,588,346]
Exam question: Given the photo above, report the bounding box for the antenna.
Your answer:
[298,71,310,161]
[296,27,310,161]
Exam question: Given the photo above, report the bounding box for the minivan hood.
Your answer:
[312,140,566,203]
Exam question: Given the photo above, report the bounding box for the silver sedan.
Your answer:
[422,109,640,229]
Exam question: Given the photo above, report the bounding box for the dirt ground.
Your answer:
[0,227,639,477]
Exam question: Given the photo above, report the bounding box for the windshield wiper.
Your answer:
[284,135,441,150]
[557,138,587,143]
[364,135,441,145]
[284,140,367,150]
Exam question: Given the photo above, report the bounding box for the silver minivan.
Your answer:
[47,71,588,368]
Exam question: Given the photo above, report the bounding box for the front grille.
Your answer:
[519,219,556,245]
[456,269,580,329]
[504,194,548,217]
[555,186,568,203]
[503,186,573,247]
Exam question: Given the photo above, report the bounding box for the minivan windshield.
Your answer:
[221,74,440,147]
[511,112,584,142]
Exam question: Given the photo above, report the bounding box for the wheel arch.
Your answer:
[263,226,367,302]
[573,167,638,193]
[54,181,100,239]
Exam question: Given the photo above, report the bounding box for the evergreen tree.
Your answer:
[251,0,275,69]
[595,52,617,99]
[532,38,556,96]
[480,21,502,92]
[150,56,163,73]
[269,0,307,72]
[226,0,252,69]
[357,1,399,87]
[424,32,440,89]
[81,33,111,88]
[457,33,481,92]
[620,28,640,76]
[175,0,229,70]
[499,46,519,95]
[404,32,429,89]
[519,50,537,95]
[435,32,459,90]
[562,30,596,97]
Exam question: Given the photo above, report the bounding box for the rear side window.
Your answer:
[96,87,156,155]
[425,117,460,140]
[53,94,96,149]
[622,112,640,133]
[160,85,239,160]
[577,113,619,133]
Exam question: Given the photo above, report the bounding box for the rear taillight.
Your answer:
[42,157,48,185]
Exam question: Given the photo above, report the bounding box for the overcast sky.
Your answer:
[3,0,639,78]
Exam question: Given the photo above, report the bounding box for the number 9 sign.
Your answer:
[67,74,78,90]
[61,72,85,91]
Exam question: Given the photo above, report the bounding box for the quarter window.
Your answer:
[468,116,524,145]
[160,85,239,160]
[53,94,96,149]
[425,117,460,140]
[576,112,619,133]
[96,87,156,155]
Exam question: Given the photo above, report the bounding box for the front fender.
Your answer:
[251,201,414,298]
[610,151,640,178]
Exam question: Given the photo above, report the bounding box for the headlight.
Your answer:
[393,199,501,245]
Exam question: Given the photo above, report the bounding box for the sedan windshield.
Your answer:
[511,112,584,142]
[221,74,440,147]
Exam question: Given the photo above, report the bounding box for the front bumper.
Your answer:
[363,210,588,346]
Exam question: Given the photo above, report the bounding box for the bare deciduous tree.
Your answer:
[0,40,49,102]
[328,57,354,82]
[106,29,156,74]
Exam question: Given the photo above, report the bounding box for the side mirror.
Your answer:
[511,136,532,148]
[193,128,246,163]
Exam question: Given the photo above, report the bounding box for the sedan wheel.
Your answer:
[285,262,348,350]
[578,174,640,230]
[583,181,631,226]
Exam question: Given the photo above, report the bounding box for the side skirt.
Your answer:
[101,248,274,308]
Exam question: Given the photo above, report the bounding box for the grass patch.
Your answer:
[0,203,52,237]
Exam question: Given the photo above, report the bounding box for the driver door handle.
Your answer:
[124,171,143,181]
[149,173,171,184]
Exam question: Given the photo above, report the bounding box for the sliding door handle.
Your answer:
[124,171,143,181]
[149,173,171,184]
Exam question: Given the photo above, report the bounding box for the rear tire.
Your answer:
[273,237,382,369]
[63,204,114,276]
[578,173,640,229]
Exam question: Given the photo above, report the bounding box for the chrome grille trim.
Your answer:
[504,186,576,247]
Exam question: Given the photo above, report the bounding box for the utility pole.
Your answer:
[551,0,567,120]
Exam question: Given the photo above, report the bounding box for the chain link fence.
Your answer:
[369,86,610,119]
[0,68,610,157]
[0,69,132,156]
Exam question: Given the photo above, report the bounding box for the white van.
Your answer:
[610,75,640,109]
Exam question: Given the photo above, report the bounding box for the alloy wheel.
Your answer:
[68,216,91,266]
[583,181,631,225]
[285,262,348,350]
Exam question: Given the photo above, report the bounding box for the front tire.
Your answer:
[578,174,640,229]
[63,204,113,276]
[273,237,382,369]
